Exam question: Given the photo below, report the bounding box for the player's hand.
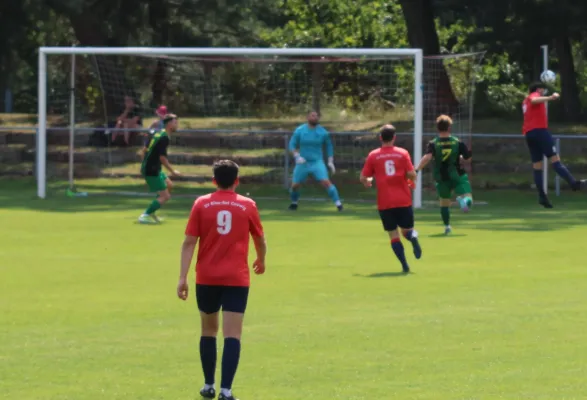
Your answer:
[550,92,560,100]
[253,259,265,275]
[171,170,181,177]
[295,155,306,164]
[177,278,189,300]
[327,157,336,174]
[363,177,373,188]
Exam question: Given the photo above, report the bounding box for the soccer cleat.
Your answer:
[337,204,344,212]
[571,179,587,191]
[288,203,298,211]
[456,196,469,213]
[200,387,216,399]
[402,265,410,274]
[539,197,553,209]
[410,237,422,260]
[218,393,238,400]
[444,225,452,235]
[138,214,154,224]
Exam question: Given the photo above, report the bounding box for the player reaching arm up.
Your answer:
[360,124,422,274]
[415,115,473,235]
[522,82,586,208]
[138,114,181,224]
[288,111,342,212]
[178,160,266,400]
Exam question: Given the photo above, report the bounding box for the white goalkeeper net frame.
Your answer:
[38,47,434,206]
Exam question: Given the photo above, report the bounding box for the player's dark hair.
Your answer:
[380,124,396,142]
[163,113,177,125]
[529,82,546,93]
[436,114,453,132]
[213,160,239,189]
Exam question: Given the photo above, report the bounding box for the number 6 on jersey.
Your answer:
[385,159,396,176]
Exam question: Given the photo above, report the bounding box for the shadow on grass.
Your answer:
[354,271,411,278]
[3,177,587,230]
[428,233,468,238]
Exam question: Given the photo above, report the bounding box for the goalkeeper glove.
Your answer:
[294,152,306,164]
[327,157,336,174]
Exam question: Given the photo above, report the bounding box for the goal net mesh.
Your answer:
[42,51,484,203]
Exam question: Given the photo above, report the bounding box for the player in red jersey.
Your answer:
[179,160,267,400]
[360,124,422,273]
[523,82,585,208]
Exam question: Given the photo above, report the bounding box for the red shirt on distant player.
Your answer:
[185,190,264,287]
[522,92,548,134]
[361,146,414,210]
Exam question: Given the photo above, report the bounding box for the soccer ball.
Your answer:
[540,70,556,84]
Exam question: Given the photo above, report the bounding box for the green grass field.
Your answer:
[2,180,587,399]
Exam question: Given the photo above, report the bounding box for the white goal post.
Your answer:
[37,47,425,207]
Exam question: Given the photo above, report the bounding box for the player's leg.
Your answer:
[219,286,249,400]
[542,130,586,191]
[196,284,223,399]
[398,206,422,260]
[436,181,452,233]
[314,161,343,211]
[379,209,409,272]
[140,173,171,223]
[525,130,552,207]
[455,174,473,212]
[289,164,308,210]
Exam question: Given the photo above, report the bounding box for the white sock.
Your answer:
[221,388,232,396]
[335,200,342,206]
[204,384,215,390]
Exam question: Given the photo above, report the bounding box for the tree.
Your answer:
[398,0,459,117]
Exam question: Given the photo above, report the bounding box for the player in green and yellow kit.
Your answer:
[138,113,181,224]
[415,115,472,234]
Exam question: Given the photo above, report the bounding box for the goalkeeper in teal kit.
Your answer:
[288,111,343,211]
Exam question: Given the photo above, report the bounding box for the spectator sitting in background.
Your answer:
[112,95,142,146]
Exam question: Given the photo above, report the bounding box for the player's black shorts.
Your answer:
[378,206,414,231]
[525,128,557,163]
[196,284,249,314]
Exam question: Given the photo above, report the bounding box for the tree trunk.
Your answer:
[69,12,135,123]
[554,34,581,121]
[151,60,166,107]
[312,63,323,115]
[398,0,459,118]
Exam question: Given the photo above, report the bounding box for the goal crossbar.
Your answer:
[36,47,424,207]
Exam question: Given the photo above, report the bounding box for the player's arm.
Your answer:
[249,205,267,275]
[458,142,472,164]
[530,92,560,104]
[288,128,305,164]
[415,142,435,172]
[359,156,374,188]
[405,153,417,182]
[324,129,336,173]
[158,137,180,176]
[178,202,200,300]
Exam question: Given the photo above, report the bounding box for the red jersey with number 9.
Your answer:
[522,92,548,134]
[185,190,264,287]
[361,146,414,210]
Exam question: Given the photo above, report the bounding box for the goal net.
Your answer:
[37,47,483,207]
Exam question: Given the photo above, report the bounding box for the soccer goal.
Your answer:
[37,47,482,207]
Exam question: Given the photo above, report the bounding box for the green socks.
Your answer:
[145,199,161,215]
[440,206,450,226]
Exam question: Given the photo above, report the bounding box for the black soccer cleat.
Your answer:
[288,203,298,211]
[402,265,410,274]
[410,237,422,260]
[218,393,238,400]
[539,197,553,209]
[200,387,216,399]
[571,179,587,191]
[337,204,344,212]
